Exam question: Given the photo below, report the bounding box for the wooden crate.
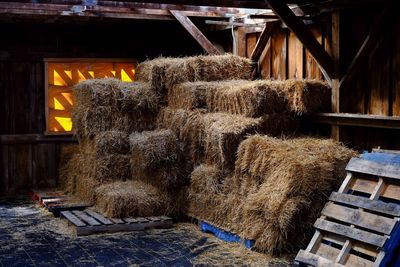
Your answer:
[295,156,400,267]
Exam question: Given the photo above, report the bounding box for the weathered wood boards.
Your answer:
[346,157,400,180]
[61,211,173,236]
[32,190,91,216]
[295,153,400,266]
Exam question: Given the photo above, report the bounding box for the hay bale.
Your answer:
[72,79,159,138]
[274,79,331,114]
[58,144,79,190]
[61,141,131,205]
[129,129,186,189]
[130,129,180,169]
[189,164,225,195]
[157,107,206,165]
[232,135,356,253]
[157,107,268,169]
[193,54,253,82]
[203,113,263,169]
[167,82,209,110]
[188,135,355,254]
[205,80,287,117]
[95,180,170,218]
[59,151,82,195]
[136,54,253,95]
[93,131,130,155]
[73,78,123,107]
[188,165,225,222]
[95,153,131,182]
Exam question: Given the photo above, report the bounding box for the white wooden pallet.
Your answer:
[295,157,400,267]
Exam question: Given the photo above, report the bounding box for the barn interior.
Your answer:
[0,0,400,266]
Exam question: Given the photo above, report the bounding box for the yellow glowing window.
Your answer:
[45,59,136,134]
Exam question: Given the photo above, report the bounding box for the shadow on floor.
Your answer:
[0,197,294,267]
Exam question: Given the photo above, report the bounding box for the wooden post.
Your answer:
[331,12,340,141]
[234,27,246,57]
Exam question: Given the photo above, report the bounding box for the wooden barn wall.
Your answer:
[0,19,203,196]
[338,10,400,150]
[241,13,400,151]
[238,24,328,80]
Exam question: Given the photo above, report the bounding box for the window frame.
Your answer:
[44,58,137,136]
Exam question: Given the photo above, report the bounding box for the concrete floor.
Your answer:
[0,197,294,267]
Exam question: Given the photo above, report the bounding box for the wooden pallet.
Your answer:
[61,210,173,236]
[32,190,90,216]
[295,156,400,267]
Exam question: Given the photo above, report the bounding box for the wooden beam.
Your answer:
[54,0,272,11]
[204,20,265,27]
[265,0,335,81]
[0,134,76,144]
[309,113,400,130]
[339,1,395,90]
[250,22,278,62]
[170,10,221,55]
[0,1,267,20]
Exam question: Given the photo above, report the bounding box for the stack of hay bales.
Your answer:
[59,53,353,255]
[61,54,254,218]
[61,78,160,207]
[188,135,356,253]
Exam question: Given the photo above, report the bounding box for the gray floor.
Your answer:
[0,196,293,267]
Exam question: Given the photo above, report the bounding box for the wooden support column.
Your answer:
[234,27,247,57]
[339,1,395,90]
[170,10,221,55]
[250,22,278,62]
[331,12,341,141]
[265,0,334,82]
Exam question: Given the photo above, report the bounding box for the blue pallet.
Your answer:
[381,222,400,266]
[200,221,255,249]
[361,151,400,166]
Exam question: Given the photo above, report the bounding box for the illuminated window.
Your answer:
[45,59,136,134]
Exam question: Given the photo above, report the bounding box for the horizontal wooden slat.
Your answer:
[372,149,400,155]
[329,192,400,217]
[72,211,102,226]
[346,158,400,180]
[309,113,400,130]
[322,202,396,235]
[0,134,76,144]
[314,218,387,247]
[61,211,86,227]
[85,211,113,225]
[48,203,90,214]
[295,249,345,267]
